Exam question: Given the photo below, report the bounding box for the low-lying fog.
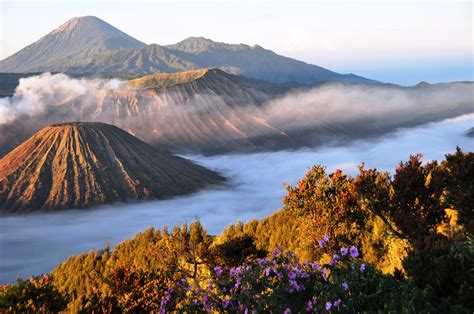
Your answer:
[1,114,473,283]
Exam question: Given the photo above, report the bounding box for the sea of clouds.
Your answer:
[0,113,473,282]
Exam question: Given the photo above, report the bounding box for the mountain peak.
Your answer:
[0,16,145,72]
[166,36,252,54]
[183,36,215,43]
[51,15,142,43]
[54,16,106,33]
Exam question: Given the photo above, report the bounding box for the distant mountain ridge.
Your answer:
[0,16,374,84]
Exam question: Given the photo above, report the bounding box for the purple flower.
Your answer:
[307,300,313,311]
[288,271,297,279]
[265,267,271,277]
[325,301,332,311]
[342,282,349,291]
[334,299,342,307]
[222,300,231,308]
[329,253,340,266]
[321,268,328,281]
[272,246,282,257]
[288,279,302,292]
[349,245,359,258]
[360,263,366,272]
[234,277,241,289]
[318,235,330,248]
[311,261,320,271]
[214,266,223,277]
[283,308,292,314]
[340,247,348,256]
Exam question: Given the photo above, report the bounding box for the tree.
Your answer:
[210,234,266,267]
[283,166,367,256]
[0,276,67,312]
[442,148,474,233]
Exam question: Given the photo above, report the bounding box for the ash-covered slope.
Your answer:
[69,69,292,153]
[0,122,223,213]
[0,16,145,73]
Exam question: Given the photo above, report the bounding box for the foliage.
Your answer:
[283,167,363,255]
[209,233,266,267]
[0,275,67,312]
[442,148,474,233]
[160,242,432,313]
[403,234,474,312]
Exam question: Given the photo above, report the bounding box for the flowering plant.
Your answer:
[159,237,430,312]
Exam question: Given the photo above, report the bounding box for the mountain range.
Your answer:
[0,122,223,213]
[0,16,373,84]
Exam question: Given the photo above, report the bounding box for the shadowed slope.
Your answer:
[0,122,223,213]
[0,16,145,73]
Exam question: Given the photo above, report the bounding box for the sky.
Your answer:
[0,0,472,85]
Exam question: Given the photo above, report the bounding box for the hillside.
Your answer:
[0,16,373,84]
[0,122,223,213]
[1,149,472,312]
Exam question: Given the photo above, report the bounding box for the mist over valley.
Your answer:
[1,114,472,282]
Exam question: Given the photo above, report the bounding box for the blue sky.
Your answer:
[0,0,472,85]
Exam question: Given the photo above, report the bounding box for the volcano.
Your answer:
[0,122,223,213]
